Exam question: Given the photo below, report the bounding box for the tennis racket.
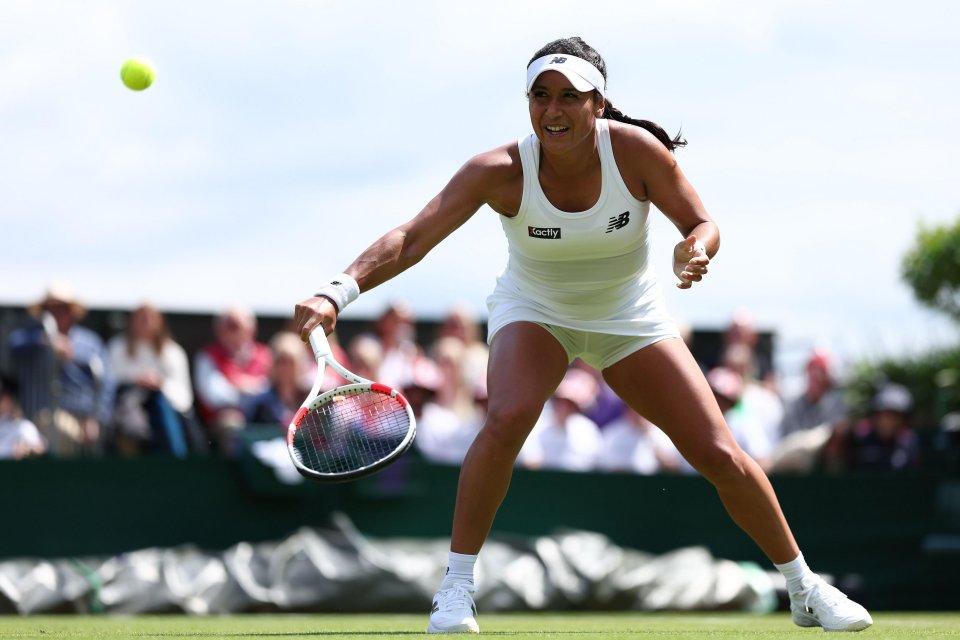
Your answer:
[286,328,416,482]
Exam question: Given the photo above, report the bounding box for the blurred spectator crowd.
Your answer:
[1,282,955,474]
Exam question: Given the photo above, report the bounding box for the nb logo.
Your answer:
[550,56,567,64]
[605,211,630,233]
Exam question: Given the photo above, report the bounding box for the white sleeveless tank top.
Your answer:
[485,118,678,340]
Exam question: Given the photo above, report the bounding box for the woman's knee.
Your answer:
[684,439,753,483]
[476,401,543,452]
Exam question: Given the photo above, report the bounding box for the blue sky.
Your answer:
[2,0,959,380]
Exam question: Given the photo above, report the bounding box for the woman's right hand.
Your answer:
[294,296,338,342]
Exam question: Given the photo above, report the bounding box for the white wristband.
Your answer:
[314,273,360,313]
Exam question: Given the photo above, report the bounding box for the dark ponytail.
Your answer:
[529,36,687,153]
[602,102,687,152]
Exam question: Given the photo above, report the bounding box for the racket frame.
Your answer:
[286,329,416,482]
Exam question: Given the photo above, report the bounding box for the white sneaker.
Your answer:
[790,576,873,632]
[427,581,479,634]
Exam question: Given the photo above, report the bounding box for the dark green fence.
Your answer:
[1,454,957,611]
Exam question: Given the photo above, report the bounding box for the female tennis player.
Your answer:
[294,37,872,634]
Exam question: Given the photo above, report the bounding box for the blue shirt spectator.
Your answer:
[6,283,115,455]
[9,322,113,422]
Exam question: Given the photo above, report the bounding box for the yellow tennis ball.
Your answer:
[120,57,155,91]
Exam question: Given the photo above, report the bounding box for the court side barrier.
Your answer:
[0,452,957,611]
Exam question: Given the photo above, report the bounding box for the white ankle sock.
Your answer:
[442,551,477,586]
[774,553,817,594]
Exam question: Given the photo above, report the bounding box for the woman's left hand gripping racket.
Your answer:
[287,328,416,482]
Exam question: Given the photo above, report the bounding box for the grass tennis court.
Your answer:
[1,613,958,639]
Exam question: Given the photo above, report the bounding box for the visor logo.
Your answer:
[528,226,561,239]
[550,56,567,64]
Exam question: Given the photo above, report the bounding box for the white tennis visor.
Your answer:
[526,54,606,98]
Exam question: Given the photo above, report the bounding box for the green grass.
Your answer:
[0,613,958,639]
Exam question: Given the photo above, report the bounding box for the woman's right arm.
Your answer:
[294,149,512,340]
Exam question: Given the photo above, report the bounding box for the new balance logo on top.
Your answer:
[550,56,567,64]
[605,211,630,233]
[528,226,561,239]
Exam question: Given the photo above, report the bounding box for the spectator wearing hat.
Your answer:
[517,368,603,472]
[721,343,784,459]
[779,349,849,438]
[407,357,468,465]
[706,366,775,470]
[7,282,115,456]
[844,383,921,470]
[570,359,627,429]
[0,375,47,459]
[769,349,849,474]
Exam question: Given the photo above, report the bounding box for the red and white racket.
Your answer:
[287,328,416,482]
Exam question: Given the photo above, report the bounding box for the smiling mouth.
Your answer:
[545,125,569,135]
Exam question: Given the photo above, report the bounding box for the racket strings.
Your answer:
[292,390,411,475]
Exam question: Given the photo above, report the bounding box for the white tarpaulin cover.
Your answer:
[0,514,775,615]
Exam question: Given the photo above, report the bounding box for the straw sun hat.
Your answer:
[27,281,86,320]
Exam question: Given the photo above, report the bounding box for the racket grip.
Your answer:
[308,327,332,360]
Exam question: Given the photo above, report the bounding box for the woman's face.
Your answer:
[874,410,906,440]
[272,353,299,387]
[44,301,75,334]
[805,362,831,398]
[527,70,603,154]
[217,313,254,353]
[130,308,161,340]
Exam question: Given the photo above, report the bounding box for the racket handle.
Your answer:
[308,327,332,361]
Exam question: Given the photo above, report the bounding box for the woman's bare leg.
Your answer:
[449,322,570,554]
[602,337,799,563]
